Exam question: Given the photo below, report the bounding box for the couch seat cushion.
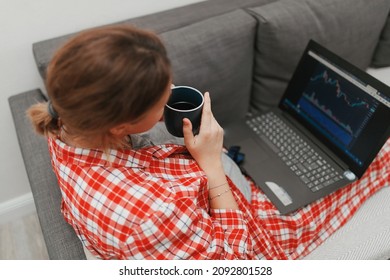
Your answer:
[304,186,390,259]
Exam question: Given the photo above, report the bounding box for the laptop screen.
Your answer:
[280,40,390,177]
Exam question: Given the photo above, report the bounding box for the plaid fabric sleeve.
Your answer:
[116,192,252,260]
[209,209,250,259]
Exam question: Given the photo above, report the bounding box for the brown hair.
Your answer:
[27,24,171,148]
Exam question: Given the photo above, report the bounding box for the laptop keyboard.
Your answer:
[246,112,343,192]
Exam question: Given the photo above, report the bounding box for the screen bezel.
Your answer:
[279,40,390,178]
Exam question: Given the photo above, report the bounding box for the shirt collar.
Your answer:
[49,137,189,169]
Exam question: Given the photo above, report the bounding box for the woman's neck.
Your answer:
[59,126,132,150]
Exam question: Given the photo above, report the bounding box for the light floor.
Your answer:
[0,211,49,260]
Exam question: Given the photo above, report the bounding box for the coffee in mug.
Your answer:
[164,86,204,137]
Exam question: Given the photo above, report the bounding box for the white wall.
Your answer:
[0,0,204,212]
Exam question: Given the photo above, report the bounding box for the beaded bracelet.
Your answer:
[209,188,231,201]
[208,182,228,190]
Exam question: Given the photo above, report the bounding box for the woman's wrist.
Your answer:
[204,166,239,210]
[208,181,229,190]
[209,187,231,201]
[201,159,224,177]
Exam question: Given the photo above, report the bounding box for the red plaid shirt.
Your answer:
[48,137,390,259]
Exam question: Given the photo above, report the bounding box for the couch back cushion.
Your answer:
[160,9,257,125]
[249,0,390,112]
[372,13,390,68]
[32,0,274,80]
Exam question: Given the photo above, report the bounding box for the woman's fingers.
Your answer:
[200,92,212,130]
[183,118,194,146]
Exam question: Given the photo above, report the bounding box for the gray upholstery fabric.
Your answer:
[248,0,390,112]
[160,9,257,125]
[304,186,390,260]
[372,14,390,68]
[8,90,86,260]
[32,0,275,80]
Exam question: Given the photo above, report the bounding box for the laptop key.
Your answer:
[297,163,307,173]
[300,175,310,184]
[312,184,325,192]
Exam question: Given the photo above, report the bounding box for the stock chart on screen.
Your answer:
[297,64,379,148]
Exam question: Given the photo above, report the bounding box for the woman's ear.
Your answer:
[109,123,132,137]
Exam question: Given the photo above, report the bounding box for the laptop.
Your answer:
[224,40,390,214]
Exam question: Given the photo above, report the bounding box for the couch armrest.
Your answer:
[8,89,85,260]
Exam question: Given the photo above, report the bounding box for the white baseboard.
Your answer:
[0,192,36,225]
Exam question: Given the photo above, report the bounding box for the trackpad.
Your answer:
[265,181,293,206]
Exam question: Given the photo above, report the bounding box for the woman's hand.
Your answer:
[183,92,224,175]
[183,92,239,210]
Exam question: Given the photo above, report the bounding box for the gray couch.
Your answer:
[8,0,390,259]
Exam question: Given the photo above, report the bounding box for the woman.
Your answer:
[27,25,389,259]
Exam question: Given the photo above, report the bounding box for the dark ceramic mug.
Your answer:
[164,86,204,137]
